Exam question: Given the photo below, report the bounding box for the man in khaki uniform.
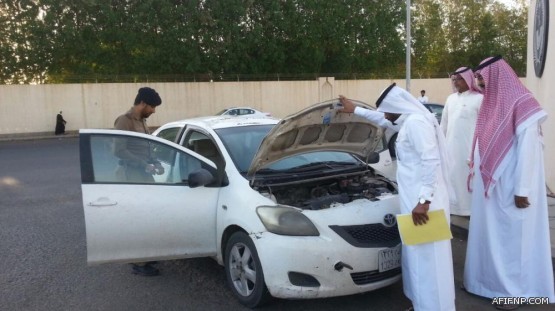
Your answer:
[114,87,164,276]
[114,87,164,183]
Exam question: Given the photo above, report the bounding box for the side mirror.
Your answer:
[188,169,214,188]
[365,152,380,164]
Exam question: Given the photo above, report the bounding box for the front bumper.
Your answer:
[254,232,401,299]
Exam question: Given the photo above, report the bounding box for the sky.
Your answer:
[495,0,525,9]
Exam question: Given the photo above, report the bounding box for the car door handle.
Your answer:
[88,197,117,207]
[384,160,392,166]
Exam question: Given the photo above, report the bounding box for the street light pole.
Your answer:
[406,0,411,92]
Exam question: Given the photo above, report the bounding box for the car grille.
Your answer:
[351,268,401,285]
[329,223,401,248]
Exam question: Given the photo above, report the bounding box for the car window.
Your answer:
[427,105,443,114]
[215,125,359,173]
[182,131,224,168]
[216,125,273,172]
[266,151,358,170]
[182,131,209,150]
[426,105,444,123]
[85,134,210,185]
[156,126,182,143]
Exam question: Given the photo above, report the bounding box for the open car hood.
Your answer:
[247,99,384,176]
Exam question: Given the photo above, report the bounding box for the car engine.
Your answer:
[257,173,397,210]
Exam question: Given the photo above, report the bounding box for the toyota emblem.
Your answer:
[383,214,397,227]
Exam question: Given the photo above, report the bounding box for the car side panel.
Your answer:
[83,184,219,264]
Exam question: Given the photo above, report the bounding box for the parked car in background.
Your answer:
[216,107,272,117]
[373,130,398,181]
[423,103,444,124]
[79,99,402,307]
[382,103,445,163]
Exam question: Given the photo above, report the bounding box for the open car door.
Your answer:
[79,129,220,265]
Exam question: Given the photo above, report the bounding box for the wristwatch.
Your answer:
[419,197,429,204]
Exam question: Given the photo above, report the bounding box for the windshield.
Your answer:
[215,125,361,174]
[215,109,228,115]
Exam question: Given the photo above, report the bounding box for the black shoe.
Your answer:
[131,263,159,276]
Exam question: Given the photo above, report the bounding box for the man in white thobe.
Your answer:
[340,84,456,311]
[440,67,483,216]
[463,56,555,310]
[417,90,429,104]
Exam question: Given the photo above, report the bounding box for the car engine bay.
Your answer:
[257,172,398,210]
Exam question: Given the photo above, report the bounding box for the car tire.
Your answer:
[225,231,271,308]
[388,132,398,159]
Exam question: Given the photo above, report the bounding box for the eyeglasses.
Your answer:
[451,77,464,82]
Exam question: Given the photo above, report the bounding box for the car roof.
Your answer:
[159,115,279,131]
[225,106,259,110]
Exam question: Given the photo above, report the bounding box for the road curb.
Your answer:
[0,131,79,142]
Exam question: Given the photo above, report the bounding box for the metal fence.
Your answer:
[42,71,453,84]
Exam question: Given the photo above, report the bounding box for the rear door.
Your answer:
[79,129,220,264]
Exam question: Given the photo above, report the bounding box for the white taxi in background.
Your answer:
[79,99,401,307]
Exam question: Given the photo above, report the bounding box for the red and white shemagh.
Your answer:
[452,67,481,93]
[469,58,546,196]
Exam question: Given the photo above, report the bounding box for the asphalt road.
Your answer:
[0,137,552,311]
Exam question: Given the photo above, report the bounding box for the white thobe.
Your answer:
[440,91,482,216]
[464,123,555,301]
[356,107,456,311]
[353,107,400,132]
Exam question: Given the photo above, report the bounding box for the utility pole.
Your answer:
[406,0,411,92]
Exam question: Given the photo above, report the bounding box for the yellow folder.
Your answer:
[396,209,453,245]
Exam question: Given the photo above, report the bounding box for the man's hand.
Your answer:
[154,163,165,175]
[146,163,164,175]
[338,95,356,113]
[145,163,157,174]
[412,202,430,225]
[514,195,530,208]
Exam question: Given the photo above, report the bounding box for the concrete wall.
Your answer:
[527,0,555,192]
[0,78,452,135]
[0,65,547,190]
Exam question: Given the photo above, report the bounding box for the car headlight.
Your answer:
[256,206,320,236]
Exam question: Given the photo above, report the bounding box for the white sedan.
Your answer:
[215,106,272,117]
[79,99,401,307]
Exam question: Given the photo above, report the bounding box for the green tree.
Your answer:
[0,0,529,84]
[1,0,44,83]
[413,0,449,77]
[412,0,527,76]
[490,1,527,75]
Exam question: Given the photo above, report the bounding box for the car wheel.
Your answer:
[388,132,398,159]
[225,232,271,308]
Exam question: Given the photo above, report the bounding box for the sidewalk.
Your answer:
[452,195,555,263]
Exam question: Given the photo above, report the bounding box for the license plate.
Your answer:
[378,244,401,272]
